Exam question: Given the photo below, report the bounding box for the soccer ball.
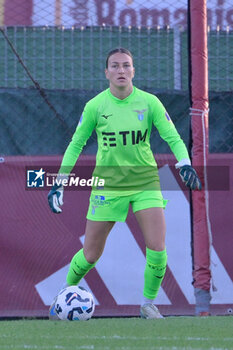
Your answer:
[55,285,95,321]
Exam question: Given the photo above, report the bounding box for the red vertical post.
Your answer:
[189,0,211,315]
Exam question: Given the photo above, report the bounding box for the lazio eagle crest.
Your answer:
[133,109,148,121]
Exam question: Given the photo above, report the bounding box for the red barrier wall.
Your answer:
[0,154,232,317]
[4,0,33,25]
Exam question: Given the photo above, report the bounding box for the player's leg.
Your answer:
[135,206,166,251]
[66,220,115,285]
[49,220,114,320]
[66,191,130,285]
[135,207,167,319]
[131,191,167,319]
[49,192,129,319]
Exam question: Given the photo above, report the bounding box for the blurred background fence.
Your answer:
[0,0,232,155]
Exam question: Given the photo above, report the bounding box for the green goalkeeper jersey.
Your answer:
[59,86,189,193]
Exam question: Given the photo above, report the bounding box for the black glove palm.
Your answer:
[179,165,202,190]
[48,183,64,213]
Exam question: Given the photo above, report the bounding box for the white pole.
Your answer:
[174,26,181,90]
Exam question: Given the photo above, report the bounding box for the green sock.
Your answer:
[66,248,96,286]
[143,247,167,300]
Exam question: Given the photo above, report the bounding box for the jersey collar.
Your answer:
[107,86,136,104]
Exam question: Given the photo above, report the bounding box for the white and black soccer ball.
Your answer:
[55,285,95,321]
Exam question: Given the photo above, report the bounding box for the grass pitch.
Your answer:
[0,316,232,350]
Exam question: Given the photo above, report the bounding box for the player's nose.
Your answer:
[117,65,125,73]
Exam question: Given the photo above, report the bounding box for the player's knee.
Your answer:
[83,248,102,265]
[146,247,167,266]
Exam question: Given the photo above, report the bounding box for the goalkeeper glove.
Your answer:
[48,183,64,213]
[178,165,202,191]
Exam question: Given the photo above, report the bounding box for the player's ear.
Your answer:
[105,68,109,80]
[132,66,135,78]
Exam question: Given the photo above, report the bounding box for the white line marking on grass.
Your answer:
[1,346,67,350]
[0,346,228,350]
[60,334,232,343]
[106,347,226,350]
[0,346,95,350]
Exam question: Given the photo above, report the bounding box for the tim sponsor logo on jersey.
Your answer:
[102,129,148,147]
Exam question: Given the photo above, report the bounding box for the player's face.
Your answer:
[105,53,135,89]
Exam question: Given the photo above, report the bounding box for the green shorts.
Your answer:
[86,191,168,222]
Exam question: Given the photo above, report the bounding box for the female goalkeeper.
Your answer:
[48,47,201,319]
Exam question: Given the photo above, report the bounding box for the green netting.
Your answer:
[208,30,233,91]
[0,27,232,91]
[0,27,186,90]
